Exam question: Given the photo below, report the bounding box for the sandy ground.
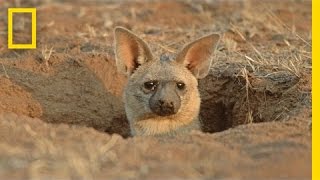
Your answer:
[0,0,311,179]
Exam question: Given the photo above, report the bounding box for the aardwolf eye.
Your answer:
[176,82,185,90]
[144,81,158,91]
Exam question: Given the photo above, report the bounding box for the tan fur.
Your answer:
[114,27,220,136]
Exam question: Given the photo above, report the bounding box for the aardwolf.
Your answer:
[114,27,220,136]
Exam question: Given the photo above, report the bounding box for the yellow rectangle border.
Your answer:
[313,0,317,179]
[8,8,36,49]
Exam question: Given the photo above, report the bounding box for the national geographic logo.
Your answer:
[8,8,36,49]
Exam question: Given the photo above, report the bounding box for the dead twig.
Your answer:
[1,63,9,79]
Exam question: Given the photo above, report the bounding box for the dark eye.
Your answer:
[177,82,185,90]
[144,81,158,91]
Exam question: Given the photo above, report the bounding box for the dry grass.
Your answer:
[41,46,54,70]
[240,68,253,124]
[216,0,311,79]
[1,63,9,79]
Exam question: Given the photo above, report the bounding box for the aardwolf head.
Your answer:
[114,27,220,136]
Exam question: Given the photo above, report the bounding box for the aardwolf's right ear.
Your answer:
[114,27,153,76]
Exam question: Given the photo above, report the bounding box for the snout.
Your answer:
[150,99,180,116]
[149,82,182,117]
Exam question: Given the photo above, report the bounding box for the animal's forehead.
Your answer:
[135,61,191,82]
[159,54,173,62]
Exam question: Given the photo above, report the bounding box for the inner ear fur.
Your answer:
[114,27,153,76]
[176,34,220,79]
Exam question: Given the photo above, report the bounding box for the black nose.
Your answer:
[155,99,175,116]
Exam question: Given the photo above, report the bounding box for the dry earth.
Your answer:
[0,0,311,179]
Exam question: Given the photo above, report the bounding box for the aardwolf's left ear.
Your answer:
[176,34,220,79]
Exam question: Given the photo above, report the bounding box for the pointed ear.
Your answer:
[176,34,220,79]
[114,27,153,76]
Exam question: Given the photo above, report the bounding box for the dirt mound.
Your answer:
[1,57,129,137]
[0,77,42,117]
[84,54,127,97]
[0,112,311,179]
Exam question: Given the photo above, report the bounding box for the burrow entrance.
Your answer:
[199,62,303,133]
[2,57,304,138]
